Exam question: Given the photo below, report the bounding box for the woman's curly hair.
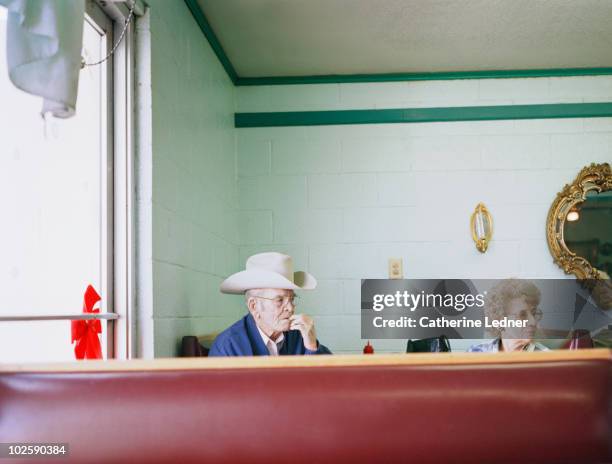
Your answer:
[484,279,541,337]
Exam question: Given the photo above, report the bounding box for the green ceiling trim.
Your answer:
[184,0,238,84]
[235,102,612,128]
[236,68,612,86]
[184,1,612,87]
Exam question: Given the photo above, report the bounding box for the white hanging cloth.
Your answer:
[0,0,85,118]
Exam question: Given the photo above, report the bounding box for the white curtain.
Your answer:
[0,0,85,118]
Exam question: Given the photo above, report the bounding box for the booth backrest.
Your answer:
[1,350,611,464]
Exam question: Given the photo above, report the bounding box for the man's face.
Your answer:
[504,296,540,340]
[248,288,296,334]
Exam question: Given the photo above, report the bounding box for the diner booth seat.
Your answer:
[1,350,611,464]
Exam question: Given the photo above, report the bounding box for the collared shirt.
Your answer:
[468,338,549,352]
[257,326,285,356]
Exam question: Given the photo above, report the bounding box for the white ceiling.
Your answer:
[197,0,612,77]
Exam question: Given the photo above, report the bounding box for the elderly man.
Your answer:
[209,252,331,356]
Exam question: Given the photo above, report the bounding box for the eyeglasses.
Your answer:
[252,295,299,308]
[509,308,543,322]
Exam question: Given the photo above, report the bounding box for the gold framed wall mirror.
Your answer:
[547,163,612,280]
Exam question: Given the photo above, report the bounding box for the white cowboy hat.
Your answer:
[220,252,317,294]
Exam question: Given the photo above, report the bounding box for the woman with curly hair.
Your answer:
[469,279,549,352]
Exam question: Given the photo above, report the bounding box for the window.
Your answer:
[0,1,134,362]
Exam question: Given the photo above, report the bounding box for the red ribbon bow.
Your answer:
[71,285,102,360]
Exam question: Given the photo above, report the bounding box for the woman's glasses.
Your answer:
[509,307,543,322]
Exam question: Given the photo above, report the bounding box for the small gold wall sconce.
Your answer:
[470,203,493,253]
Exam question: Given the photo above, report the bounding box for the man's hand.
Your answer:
[289,314,318,351]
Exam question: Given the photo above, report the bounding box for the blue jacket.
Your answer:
[209,313,332,356]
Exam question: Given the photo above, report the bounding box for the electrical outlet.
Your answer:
[388,258,403,279]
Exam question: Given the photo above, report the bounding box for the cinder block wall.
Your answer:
[149,1,243,357]
[235,77,612,353]
[147,3,611,356]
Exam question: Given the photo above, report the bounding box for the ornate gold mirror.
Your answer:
[546,163,612,279]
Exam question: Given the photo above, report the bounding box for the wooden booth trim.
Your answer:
[2,349,610,373]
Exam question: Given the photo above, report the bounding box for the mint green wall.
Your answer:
[235,77,612,353]
[147,2,612,355]
[149,1,242,357]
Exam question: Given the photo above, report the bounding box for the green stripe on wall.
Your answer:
[236,68,612,86]
[184,0,239,84]
[235,102,612,128]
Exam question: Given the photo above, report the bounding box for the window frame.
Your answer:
[93,0,138,360]
[0,1,137,361]
[85,0,116,360]
[82,0,137,360]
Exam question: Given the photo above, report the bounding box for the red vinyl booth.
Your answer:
[1,350,611,464]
